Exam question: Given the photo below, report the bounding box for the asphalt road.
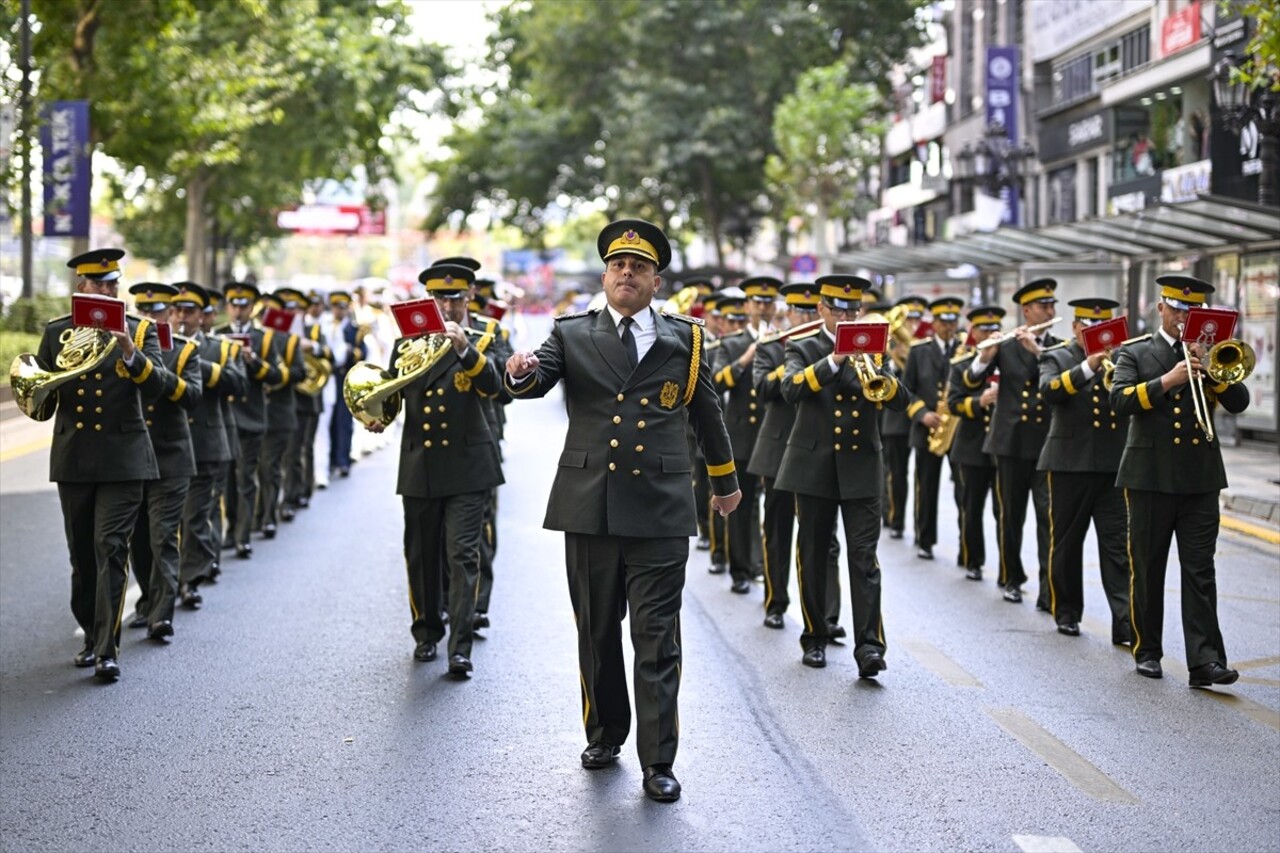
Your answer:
[2,330,1278,852]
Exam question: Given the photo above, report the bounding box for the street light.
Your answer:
[1209,50,1278,207]
[954,122,1036,197]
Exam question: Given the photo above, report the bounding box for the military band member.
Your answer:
[126,283,202,640]
[963,279,1061,607]
[681,277,717,554]
[40,249,168,680]
[1036,299,1132,641]
[284,292,332,515]
[696,293,729,573]
[364,263,504,676]
[712,288,772,595]
[904,297,965,561]
[504,219,741,803]
[172,283,243,608]
[947,307,1004,581]
[203,287,239,574]
[881,295,925,538]
[256,290,306,538]
[1111,275,1249,686]
[748,282,841,632]
[776,274,906,677]
[327,290,364,478]
[214,282,282,560]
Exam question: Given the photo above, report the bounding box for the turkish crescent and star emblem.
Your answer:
[659,381,680,409]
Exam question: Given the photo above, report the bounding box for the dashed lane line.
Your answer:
[901,637,983,687]
[986,707,1140,804]
[1012,835,1084,853]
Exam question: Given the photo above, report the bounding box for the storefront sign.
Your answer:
[1160,159,1212,202]
[1038,108,1111,163]
[986,46,1021,226]
[931,55,947,104]
[1161,1,1201,56]
[41,100,92,238]
[1238,251,1277,430]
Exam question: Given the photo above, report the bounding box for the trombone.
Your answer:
[1177,324,1256,442]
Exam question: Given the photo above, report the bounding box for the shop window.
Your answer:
[888,152,913,188]
[1112,92,1187,182]
[1048,164,1077,224]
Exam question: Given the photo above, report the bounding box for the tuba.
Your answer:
[10,326,119,421]
[296,351,333,396]
[343,333,454,428]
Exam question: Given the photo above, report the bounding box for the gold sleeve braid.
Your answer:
[683,323,701,406]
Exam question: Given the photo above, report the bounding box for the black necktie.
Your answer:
[1172,340,1184,357]
[620,316,638,369]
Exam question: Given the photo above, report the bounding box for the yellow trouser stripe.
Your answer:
[1124,488,1142,659]
[1047,471,1057,617]
[793,495,813,634]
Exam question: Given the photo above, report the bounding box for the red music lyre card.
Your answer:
[482,300,508,322]
[1181,307,1237,346]
[261,307,296,334]
[391,298,447,339]
[834,322,889,356]
[914,319,934,339]
[156,322,174,351]
[1081,316,1129,356]
[224,333,252,348]
[71,294,127,333]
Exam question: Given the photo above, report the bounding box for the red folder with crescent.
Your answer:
[261,307,296,334]
[482,300,508,322]
[1081,316,1129,356]
[156,322,174,351]
[71,294,127,333]
[834,322,889,356]
[1180,307,1237,347]
[391,298,447,339]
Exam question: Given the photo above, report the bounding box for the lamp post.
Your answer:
[955,121,1037,198]
[1209,50,1279,207]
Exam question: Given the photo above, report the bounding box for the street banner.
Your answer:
[985,47,1021,226]
[41,100,92,238]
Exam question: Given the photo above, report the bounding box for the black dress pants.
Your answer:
[403,491,487,658]
[882,435,909,532]
[1046,471,1130,633]
[955,463,995,570]
[992,455,1049,598]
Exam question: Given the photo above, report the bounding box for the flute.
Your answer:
[974,317,1062,350]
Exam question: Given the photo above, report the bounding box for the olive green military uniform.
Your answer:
[258,329,304,533]
[946,354,996,576]
[285,321,331,511]
[468,315,513,619]
[880,351,912,535]
[904,336,960,553]
[712,330,764,588]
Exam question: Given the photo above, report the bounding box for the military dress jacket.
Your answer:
[946,355,994,469]
[965,332,1061,460]
[904,336,959,452]
[213,323,282,435]
[188,332,243,466]
[504,307,737,538]
[712,330,762,462]
[469,315,513,446]
[880,344,912,439]
[1110,334,1249,493]
[265,330,304,433]
[1036,341,1128,473]
[394,334,505,500]
[295,321,332,416]
[745,338,794,480]
[143,336,203,479]
[38,314,168,483]
[775,330,909,501]
[209,334,244,461]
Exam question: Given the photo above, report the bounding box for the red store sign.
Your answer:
[1161,1,1201,57]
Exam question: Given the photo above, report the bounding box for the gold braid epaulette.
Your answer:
[683,324,701,406]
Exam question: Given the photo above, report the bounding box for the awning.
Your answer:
[834,194,1280,275]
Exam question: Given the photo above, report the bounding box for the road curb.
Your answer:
[1220,513,1280,546]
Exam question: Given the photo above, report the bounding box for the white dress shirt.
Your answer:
[606,304,657,363]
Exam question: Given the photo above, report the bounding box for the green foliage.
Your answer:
[1226,0,1279,90]
[0,331,43,384]
[1,295,70,333]
[426,0,925,260]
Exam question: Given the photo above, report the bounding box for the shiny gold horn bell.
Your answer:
[1206,338,1255,386]
[10,326,118,421]
[296,351,333,396]
[853,354,896,402]
[343,333,453,428]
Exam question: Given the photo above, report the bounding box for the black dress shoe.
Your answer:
[413,642,438,662]
[709,560,727,575]
[73,645,96,668]
[642,765,681,802]
[447,654,473,677]
[858,652,887,679]
[695,535,710,551]
[128,611,148,629]
[1056,622,1081,637]
[236,545,253,560]
[281,506,296,522]
[339,466,351,478]
[802,647,826,668]
[94,657,120,681]
[916,546,934,560]
[730,578,751,594]
[888,529,904,540]
[965,567,983,581]
[1002,584,1022,603]
[262,523,277,540]
[147,621,174,641]
[1112,627,1132,647]
[580,742,621,769]
[763,612,784,629]
[1188,662,1239,687]
[473,612,490,629]
[179,583,203,609]
[1135,659,1163,679]
[297,496,310,509]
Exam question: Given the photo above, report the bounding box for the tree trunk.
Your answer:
[185,169,209,283]
[696,159,724,269]
[812,206,831,276]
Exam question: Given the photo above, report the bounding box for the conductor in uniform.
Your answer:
[1111,275,1249,686]
[37,249,168,680]
[504,218,741,803]
[962,279,1061,608]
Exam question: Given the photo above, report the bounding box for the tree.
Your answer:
[766,64,887,272]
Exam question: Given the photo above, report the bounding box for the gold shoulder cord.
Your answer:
[683,324,702,406]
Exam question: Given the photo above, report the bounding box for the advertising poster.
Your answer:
[1238,251,1277,430]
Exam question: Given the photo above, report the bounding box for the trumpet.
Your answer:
[1100,354,1116,391]
[975,317,1061,350]
[852,353,896,402]
[1177,326,1256,442]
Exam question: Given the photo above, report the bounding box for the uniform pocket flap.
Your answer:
[558,449,587,468]
[661,454,692,474]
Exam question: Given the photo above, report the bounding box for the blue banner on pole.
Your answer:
[985,46,1020,226]
[42,100,92,238]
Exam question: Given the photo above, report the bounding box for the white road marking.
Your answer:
[1012,834,1084,852]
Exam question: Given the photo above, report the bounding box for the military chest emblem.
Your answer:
[453,371,471,392]
[659,381,680,409]
[115,358,130,379]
